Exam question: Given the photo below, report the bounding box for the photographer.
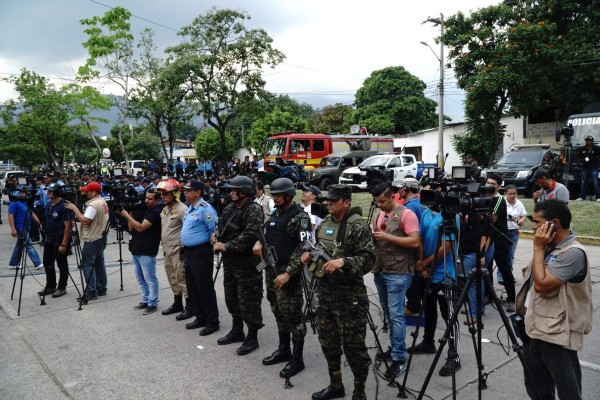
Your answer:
[37,184,72,298]
[518,199,592,399]
[8,186,43,270]
[119,189,162,314]
[65,182,109,300]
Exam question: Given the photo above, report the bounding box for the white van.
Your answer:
[0,170,25,193]
[128,160,146,175]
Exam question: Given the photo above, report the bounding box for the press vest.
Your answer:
[81,196,109,241]
[372,205,415,275]
[265,204,302,271]
[517,240,592,351]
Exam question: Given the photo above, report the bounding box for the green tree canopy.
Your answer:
[125,130,162,161]
[354,66,438,134]
[317,103,354,133]
[247,107,309,152]
[166,8,285,161]
[195,128,235,161]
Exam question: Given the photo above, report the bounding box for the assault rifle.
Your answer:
[255,224,278,276]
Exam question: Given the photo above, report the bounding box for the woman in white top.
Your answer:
[501,184,527,284]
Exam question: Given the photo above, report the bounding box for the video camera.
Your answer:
[420,166,495,217]
[358,166,394,191]
[555,123,574,143]
[104,182,144,211]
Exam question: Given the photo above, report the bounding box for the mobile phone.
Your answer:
[546,221,558,234]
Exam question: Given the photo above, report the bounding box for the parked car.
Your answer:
[307,150,378,190]
[480,144,560,197]
[339,154,418,190]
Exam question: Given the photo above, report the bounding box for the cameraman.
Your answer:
[37,184,72,298]
[65,182,109,300]
[8,186,43,270]
[119,189,162,314]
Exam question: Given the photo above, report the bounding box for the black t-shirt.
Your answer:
[578,145,600,169]
[44,199,73,244]
[490,195,509,248]
[129,206,161,256]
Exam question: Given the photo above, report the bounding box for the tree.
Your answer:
[166,8,285,161]
[318,103,354,133]
[125,130,162,160]
[195,128,235,161]
[0,69,79,170]
[79,6,136,164]
[441,2,562,165]
[354,66,438,134]
[247,107,309,152]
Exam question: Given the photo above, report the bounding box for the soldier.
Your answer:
[253,178,311,378]
[156,180,191,320]
[212,176,265,355]
[300,185,376,400]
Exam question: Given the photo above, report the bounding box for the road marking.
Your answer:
[580,360,600,372]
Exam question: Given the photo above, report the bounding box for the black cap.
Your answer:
[530,169,552,182]
[585,135,594,141]
[184,180,204,191]
[323,184,352,200]
[301,183,321,196]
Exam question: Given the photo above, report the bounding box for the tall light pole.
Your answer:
[422,14,444,168]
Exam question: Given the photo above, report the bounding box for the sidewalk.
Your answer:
[1,221,599,400]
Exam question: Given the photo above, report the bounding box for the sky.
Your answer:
[0,0,500,125]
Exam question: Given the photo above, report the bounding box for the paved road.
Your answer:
[1,219,599,400]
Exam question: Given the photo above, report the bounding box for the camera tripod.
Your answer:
[10,208,39,316]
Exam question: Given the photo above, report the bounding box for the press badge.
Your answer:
[325,227,334,236]
[269,221,276,228]
[545,254,557,265]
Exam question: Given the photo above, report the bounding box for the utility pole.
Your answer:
[422,14,445,168]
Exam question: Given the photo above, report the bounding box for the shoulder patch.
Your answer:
[199,201,208,207]
[300,217,310,229]
[204,212,213,221]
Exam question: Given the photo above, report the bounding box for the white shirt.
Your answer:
[303,203,323,242]
[505,198,527,230]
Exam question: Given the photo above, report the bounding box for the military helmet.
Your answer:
[270,178,296,197]
[228,176,255,195]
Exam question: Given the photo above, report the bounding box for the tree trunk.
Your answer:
[84,120,103,158]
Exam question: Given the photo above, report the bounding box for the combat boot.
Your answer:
[217,318,245,345]
[352,379,367,400]
[312,369,344,400]
[162,295,183,315]
[280,338,304,378]
[263,331,291,365]
[237,329,259,355]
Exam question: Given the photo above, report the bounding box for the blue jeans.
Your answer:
[9,230,41,267]
[498,230,519,283]
[80,236,107,297]
[374,273,412,362]
[463,248,493,318]
[132,255,159,307]
[579,168,600,200]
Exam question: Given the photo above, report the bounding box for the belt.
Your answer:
[508,229,519,232]
[182,242,211,250]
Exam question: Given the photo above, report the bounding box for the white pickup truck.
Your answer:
[338,154,418,190]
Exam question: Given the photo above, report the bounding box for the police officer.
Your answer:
[212,176,265,355]
[38,184,72,297]
[157,179,191,319]
[253,178,311,378]
[180,180,219,335]
[300,185,376,400]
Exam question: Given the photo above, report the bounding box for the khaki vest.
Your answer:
[517,240,592,351]
[81,196,109,241]
[372,205,415,275]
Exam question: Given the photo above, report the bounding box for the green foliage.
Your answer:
[166,7,285,161]
[317,103,354,133]
[125,131,162,160]
[247,108,309,152]
[354,66,438,134]
[195,129,235,161]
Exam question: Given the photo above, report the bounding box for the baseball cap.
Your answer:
[184,180,205,191]
[585,135,594,141]
[403,178,420,190]
[81,182,102,193]
[301,183,321,196]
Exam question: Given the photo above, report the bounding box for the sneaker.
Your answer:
[51,289,67,298]
[133,302,148,310]
[384,360,407,378]
[35,264,44,270]
[439,358,461,376]
[77,294,98,301]
[506,302,516,313]
[408,341,436,354]
[143,306,158,315]
[8,265,20,270]
[575,198,584,201]
[375,347,392,362]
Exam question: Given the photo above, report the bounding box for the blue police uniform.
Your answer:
[180,199,219,328]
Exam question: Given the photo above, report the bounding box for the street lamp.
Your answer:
[421,14,445,168]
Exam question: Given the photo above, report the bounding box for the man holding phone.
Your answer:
[517,199,592,400]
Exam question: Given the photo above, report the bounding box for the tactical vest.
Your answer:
[372,205,415,275]
[265,204,302,271]
[219,200,255,243]
[516,240,592,351]
[315,212,366,296]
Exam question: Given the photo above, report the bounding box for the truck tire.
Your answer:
[319,177,332,191]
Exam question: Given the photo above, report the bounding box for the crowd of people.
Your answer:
[3,161,593,399]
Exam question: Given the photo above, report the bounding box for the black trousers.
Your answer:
[43,242,69,290]
[523,338,582,400]
[487,242,515,303]
[183,244,219,325]
[406,274,426,313]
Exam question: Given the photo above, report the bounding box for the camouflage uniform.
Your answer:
[264,204,311,341]
[313,189,375,399]
[220,199,265,331]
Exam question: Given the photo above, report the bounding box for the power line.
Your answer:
[87,0,178,32]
